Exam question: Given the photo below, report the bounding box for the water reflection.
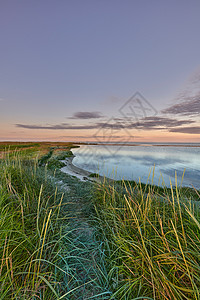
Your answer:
[72,145,200,188]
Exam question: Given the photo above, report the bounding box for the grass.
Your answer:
[1,142,200,299]
[0,150,67,299]
[51,169,112,299]
[93,176,200,299]
[88,173,100,178]
[38,149,74,169]
[0,143,112,299]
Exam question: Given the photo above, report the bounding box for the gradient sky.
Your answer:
[0,0,200,142]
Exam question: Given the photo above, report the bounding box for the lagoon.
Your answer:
[72,143,200,188]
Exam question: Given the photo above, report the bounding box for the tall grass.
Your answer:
[2,145,200,299]
[93,177,200,299]
[0,152,65,299]
[0,149,112,299]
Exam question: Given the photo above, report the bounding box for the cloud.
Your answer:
[16,116,195,133]
[15,121,128,131]
[127,116,194,130]
[69,111,103,119]
[169,126,200,134]
[162,97,200,116]
[162,70,200,117]
[15,123,98,130]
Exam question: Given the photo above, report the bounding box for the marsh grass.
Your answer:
[1,143,200,299]
[0,148,112,299]
[38,148,74,170]
[0,151,66,299]
[93,175,200,299]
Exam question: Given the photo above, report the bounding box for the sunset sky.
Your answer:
[0,0,200,143]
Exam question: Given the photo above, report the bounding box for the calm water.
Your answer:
[72,144,200,188]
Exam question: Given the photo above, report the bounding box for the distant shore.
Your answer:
[74,142,200,147]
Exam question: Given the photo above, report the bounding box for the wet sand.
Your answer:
[61,156,104,182]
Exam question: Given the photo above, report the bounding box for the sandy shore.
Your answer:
[61,156,101,182]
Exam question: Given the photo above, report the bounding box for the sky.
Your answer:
[0,0,200,143]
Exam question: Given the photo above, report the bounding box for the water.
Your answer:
[72,144,200,188]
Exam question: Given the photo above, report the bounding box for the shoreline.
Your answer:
[61,156,105,182]
[60,154,200,192]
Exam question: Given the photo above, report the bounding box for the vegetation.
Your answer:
[52,169,112,299]
[0,142,200,299]
[0,151,65,299]
[88,172,99,178]
[93,178,200,299]
[0,143,111,299]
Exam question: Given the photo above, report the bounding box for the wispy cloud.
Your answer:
[127,116,194,130]
[169,126,200,134]
[16,121,127,130]
[59,134,134,139]
[69,111,103,119]
[162,70,200,116]
[162,97,200,116]
[16,116,195,132]
[16,123,98,130]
